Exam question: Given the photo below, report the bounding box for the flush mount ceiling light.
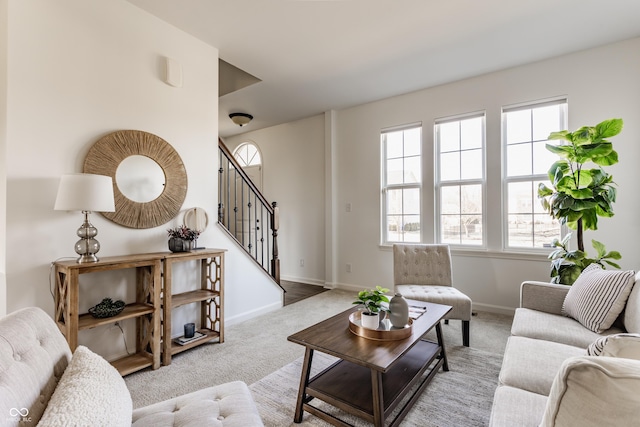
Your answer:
[229,112,253,127]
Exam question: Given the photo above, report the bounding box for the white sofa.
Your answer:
[489,270,640,427]
[0,307,264,427]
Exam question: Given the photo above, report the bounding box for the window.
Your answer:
[381,125,421,243]
[435,114,485,246]
[503,99,567,248]
[233,142,261,167]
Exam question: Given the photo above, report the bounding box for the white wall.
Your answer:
[224,114,327,286]
[5,0,281,359]
[233,37,640,314]
[0,0,6,316]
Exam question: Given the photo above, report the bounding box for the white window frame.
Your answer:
[502,98,568,251]
[434,112,487,247]
[380,123,422,245]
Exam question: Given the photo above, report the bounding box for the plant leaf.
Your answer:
[596,118,623,138]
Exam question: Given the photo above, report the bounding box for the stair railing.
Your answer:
[218,139,280,284]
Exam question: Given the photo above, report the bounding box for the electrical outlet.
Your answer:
[346,263,352,273]
[299,259,304,267]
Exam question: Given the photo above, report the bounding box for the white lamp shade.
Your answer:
[54,173,116,212]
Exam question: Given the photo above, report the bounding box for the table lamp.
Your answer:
[54,173,116,263]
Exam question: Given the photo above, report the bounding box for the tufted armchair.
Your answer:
[393,244,472,346]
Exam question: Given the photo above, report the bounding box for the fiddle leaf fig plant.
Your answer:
[352,286,390,314]
[538,118,623,284]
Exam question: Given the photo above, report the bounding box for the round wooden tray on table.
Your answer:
[348,311,413,341]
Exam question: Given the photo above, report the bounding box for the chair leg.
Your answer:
[462,320,470,347]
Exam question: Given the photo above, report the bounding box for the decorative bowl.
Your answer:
[88,298,125,318]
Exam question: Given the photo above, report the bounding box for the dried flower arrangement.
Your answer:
[167,225,200,241]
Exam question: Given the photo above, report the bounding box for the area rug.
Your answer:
[249,345,502,426]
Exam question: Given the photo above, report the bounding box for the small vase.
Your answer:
[389,293,409,327]
[168,237,193,253]
[360,311,380,330]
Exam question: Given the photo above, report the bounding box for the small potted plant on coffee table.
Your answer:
[352,286,390,329]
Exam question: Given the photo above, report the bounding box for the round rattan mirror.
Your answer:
[84,130,187,229]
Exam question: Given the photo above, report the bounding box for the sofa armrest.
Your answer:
[520,281,569,315]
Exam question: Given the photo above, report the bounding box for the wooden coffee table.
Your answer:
[287,300,452,427]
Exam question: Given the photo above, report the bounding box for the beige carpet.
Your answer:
[125,288,512,423]
[250,345,503,426]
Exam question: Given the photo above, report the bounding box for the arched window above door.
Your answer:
[233,142,262,167]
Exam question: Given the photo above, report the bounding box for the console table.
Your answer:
[162,249,226,365]
[53,248,227,375]
[53,254,163,376]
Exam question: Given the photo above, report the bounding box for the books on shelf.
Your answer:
[174,331,206,346]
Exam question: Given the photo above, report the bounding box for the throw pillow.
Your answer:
[38,345,132,426]
[562,263,635,333]
[587,333,640,359]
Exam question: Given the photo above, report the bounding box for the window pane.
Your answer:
[508,182,533,214]
[460,149,482,180]
[402,215,421,242]
[507,143,532,177]
[403,188,420,215]
[441,186,460,214]
[439,121,460,152]
[387,189,402,214]
[533,180,551,214]
[461,117,483,150]
[404,128,421,156]
[461,185,482,214]
[441,215,461,244]
[532,104,562,141]
[440,152,460,181]
[533,214,560,248]
[506,109,531,144]
[532,141,557,175]
[460,215,482,244]
[386,216,402,242]
[386,159,403,185]
[404,156,421,184]
[385,132,403,159]
[508,214,533,247]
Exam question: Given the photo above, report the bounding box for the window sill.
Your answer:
[379,244,550,262]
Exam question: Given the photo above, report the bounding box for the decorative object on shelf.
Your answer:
[167,225,200,252]
[184,323,195,339]
[54,173,116,263]
[229,112,253,127]
[183,207,208,249]
[538,118,623,285]
[352,286,390,330]
[83,130,187,229]
[389,293,410,327]
[88,298,125,318]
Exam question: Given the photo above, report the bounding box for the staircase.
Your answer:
[218,139,280,284]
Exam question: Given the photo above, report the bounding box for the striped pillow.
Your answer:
[587,333,640,358]
[562,264,636,333]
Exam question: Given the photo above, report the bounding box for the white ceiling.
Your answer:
[127,0,640,138]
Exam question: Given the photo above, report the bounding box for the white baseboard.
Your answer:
[225,301,282,327]
[472,302,516,316]
[280,275,332,289]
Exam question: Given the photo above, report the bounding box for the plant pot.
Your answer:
[361,311,380,330]
[168,237,194,253]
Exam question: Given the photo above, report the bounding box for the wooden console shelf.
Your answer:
[53,254,163,376]
[53,249,226,373]
[162,249,226,366]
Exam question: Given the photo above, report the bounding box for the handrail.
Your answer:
[217,139,280,285]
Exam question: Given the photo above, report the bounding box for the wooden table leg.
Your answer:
[294,348,314,423]
[371,369,385,427]
[436,321,449,371]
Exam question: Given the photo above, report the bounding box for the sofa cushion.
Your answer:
[511,308,624,348]
[38,345,132,426]
[395,285,472,320]
[561,264,635,333]
[587,333,640,359]
[132,381,263,427]
[499,336,585,396]
[488,385,548,427]
[623,271,640,333]
[540,356,640,427]
[0,307,71,427]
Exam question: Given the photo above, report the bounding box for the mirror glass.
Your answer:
[115,155,166,203]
